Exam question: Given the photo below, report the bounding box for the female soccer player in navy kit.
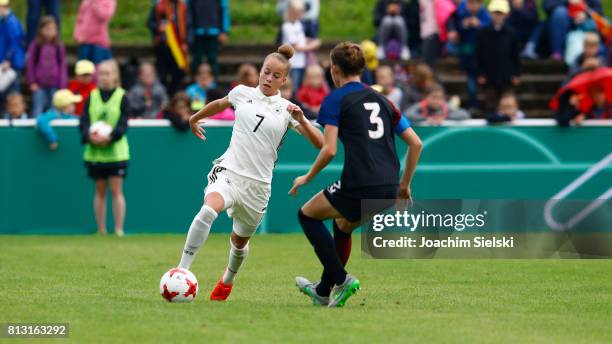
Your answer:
[176,44,323,301]
[289,42,423,307]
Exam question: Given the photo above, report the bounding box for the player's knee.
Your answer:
[230,232,249,249]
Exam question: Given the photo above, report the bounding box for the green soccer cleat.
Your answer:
[295,276,329,306]
[328,274,360,308]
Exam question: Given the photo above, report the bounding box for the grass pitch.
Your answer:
[1,234,612,343]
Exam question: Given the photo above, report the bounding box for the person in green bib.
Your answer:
[78,60,130,236]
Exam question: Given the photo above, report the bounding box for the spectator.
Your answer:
[280,77,317,120]
[554,89,581,126]
[282,0,321,91]
[189,0,229,77]
[374,64,403,108]
[205,87,235,120]
[507,0,540,54]
[575,84,612,124]
[476,0,521,115]
[157,91,191,131]
[569,32,605,76]
[26,0,60,45]
[79,59,130,236]
[2,92,27,119]
[0,0,26,110]
[297,64,329,113]
[374,0,410,60]
[278,0,320,38]
[564,3,599,66]
[26,16,67,117]
[543,0,603,60]
[232,63,259,88]
[448,0,491,109]
[360,40,378,85]
[401,62,435,111]
[68,60,97,116]
[486,91,526,123]
[148,0,189,94]
[127,62,168,118]
[36,89,81,150]
[419,0,457,68]
[73,0,116,64]
[405,83,470,125]
[186,63,216,111]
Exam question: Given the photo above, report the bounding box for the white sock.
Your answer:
[222,240,249,285]
[178,205,218,270]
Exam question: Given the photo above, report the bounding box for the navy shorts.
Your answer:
[322,180,398,223]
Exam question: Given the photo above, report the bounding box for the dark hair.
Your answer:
[426,83,445,96]
[166,92,191,113]
[330,42,365,77]
[266,44,294,74]
[35,16,59,45]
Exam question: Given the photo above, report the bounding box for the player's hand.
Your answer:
[49,142,58,151]
[287,103,305,123]
[288,175,310,196]
[477,76,486,85]
[218,33,228,45]
[189,116,207,141]
[398,182,413,210]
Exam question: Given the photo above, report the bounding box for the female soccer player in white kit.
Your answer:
[177,44,324,301]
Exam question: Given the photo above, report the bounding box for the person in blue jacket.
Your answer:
[36,89,82,151]
[0,0,26,109]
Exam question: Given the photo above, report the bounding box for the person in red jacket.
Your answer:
[296,64,329,113]
[68,60,96,116]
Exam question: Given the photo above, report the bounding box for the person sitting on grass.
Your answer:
[406,83,470,125]
[36,89,82,150]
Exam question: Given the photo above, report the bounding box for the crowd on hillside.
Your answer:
[0,0,611,148]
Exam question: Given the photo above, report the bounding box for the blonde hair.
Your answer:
[584,32,601,45]
[97,59,121,88]
[284,0,305,21]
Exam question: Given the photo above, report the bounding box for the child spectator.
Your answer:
[189,0,230,77]
[148,0,189,95]
[360,40,378,85]
[0,0,26,109]
[278,0,320,38]
[157,91,191,131]
[405,83,470,125]
[73,0,116,64]
[68,60,97,116]
[448,0,491,109]
[297,64,329,113]
[486,91,526,123]
[375,64,403,108]
[543,0,603,60]
[36,89,81,150]
[374,0,410,60]
[419,0,456,68]
[26,16,67,117]
[205,87,235,121]
[186,63,216,111]
[569,32,605,76]
[127,62,168,118]
[2,92,27,119]
[282,0,321,91]
[280,77,317,120]
[574,85,612,124]
[233,63,259,88]
[476,0,521,115]
[401,63,435,111]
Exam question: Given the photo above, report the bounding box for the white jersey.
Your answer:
[214,85,301,184]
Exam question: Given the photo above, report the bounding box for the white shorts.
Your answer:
[204,166,271,237]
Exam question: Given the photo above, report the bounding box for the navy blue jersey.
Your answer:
[318,82,411,190]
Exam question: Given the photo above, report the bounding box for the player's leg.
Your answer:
[108,176,126,236]
[210,220,254,301]
[178,191,226,270]
[93,178,108,235]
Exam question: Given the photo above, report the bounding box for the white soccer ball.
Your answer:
[89,121,113,138]
[159,268,199,303]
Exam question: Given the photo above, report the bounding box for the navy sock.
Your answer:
[333,219,352,266]
[298,210,347,292]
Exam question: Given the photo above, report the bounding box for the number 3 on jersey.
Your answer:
[364,102,384,139]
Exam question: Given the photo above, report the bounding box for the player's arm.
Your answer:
[188,96,232,141]
[288,103,324,149]
[289,125,337,196]
[397,127,422,202]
